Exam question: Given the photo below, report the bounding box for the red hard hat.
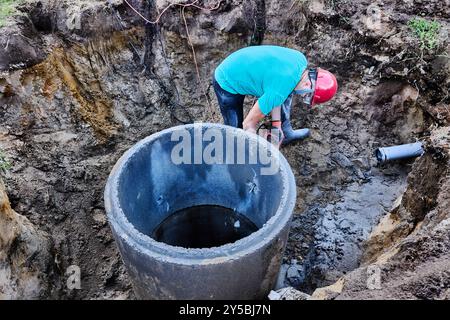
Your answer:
[311,68,338,105]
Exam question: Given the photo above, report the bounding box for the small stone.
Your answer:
[269,287,311,300]
[286,264,301,281]
[268,290,282,300]
[93,210,107,225]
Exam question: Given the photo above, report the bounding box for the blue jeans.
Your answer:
[213,77,245,128]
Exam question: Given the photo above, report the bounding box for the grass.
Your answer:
[408,17,441,51]
[0,149,12,172]
[0,0,20,27]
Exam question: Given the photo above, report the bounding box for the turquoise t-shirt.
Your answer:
[214,45,308,115]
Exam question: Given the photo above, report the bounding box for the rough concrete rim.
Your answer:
[104,123,297,265]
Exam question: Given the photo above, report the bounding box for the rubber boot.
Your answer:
[281,94,310,145]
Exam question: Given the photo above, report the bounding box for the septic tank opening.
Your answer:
[151,205,259,248]
[115,124,287,248]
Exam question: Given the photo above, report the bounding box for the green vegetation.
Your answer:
[0,0,19,27]
[0,149,12,172]
[408,17,441,51]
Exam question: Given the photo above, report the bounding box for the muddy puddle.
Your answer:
[281,165,408,292]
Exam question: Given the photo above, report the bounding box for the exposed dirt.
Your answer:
[0,179,54,299]
[0,0,449,299]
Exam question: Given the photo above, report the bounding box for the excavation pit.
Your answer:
[104,123,297,299]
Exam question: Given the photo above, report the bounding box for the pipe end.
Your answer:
[375,148,386,163]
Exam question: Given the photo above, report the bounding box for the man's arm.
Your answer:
[270,106,281,122]
[270,107,284,148]
[242,103,282,128]
[242,100,265,133]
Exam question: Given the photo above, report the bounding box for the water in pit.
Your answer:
[151,205,259,248]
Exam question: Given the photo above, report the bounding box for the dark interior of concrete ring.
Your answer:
[152,205,258,248]
[117,126,285,248]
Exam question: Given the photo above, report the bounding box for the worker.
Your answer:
[213,45,338,146]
